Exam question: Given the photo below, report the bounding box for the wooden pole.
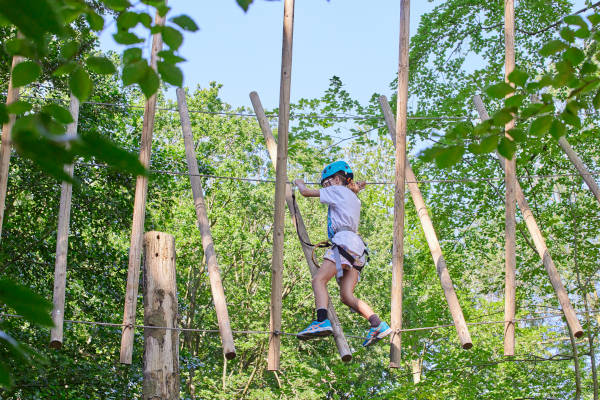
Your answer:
[250,91,352,362]
[120,9,165,364]
[379,96,473,349]
[50,94,80,349]
[142,231,179,400]
[0,51,24,240]
[175,88,236,360]
[473,94,584,338]
[557,136,600,205]
[503,0,517,357]
[389,0,410,369]
[268,0,294,372]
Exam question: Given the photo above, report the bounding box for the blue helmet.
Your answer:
[321,160,353,184]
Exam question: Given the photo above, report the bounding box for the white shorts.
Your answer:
[323,246,366,268]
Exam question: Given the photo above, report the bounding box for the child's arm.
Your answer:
[294,179,320,197]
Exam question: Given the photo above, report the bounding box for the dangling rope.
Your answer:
[290,185,331,268]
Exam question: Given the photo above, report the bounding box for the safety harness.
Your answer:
[291,189,369,277]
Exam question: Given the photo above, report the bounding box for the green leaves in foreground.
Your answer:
[0,279,52,387]
[420,10,600,168]
[10,111,146,183]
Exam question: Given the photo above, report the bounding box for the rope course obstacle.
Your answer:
[1,0,600,393]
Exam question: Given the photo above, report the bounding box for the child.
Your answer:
[294,160,392,347]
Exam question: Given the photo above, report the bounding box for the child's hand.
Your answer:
[348,180,366,194]
[294,178,305,187]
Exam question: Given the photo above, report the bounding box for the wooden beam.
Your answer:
[504,0,517,357]
[250,91,352,362]
[50,94,80,349]
[268,0,295,372]
[379,96,473,350]
[473,94,583,338]
[557,136,600,205]
[175,88,236,360]
[389,0,410,369]
[142,232,179,399]
[0,51,24,240]
[120,9,165,365]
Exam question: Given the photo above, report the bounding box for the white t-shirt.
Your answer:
[320,185,365,257]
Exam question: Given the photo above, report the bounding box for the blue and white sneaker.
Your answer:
[297,319,333,340]
[362,321,392,347]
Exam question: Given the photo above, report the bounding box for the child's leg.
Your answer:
[312,259,337,310]
[338,267,376,320]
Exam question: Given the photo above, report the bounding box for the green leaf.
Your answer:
[574,27,590,39]
[529,115,553,136]
[138,67,160,98]
[236,0,253,12]
[560,27,576,43]
[480,135,499,153]
[485,82,514,99]
[505,94,525,108]
[434,145,464,168]
[539,40,567,56]
[72,133,147,176]
[162,26,183,50]
[507,69,528,87]
[86,56,116,74]
[4,37,36,58]
[11,116,75,182]
[69,67,93,101]
[507,127,526,142]
[158,50,185,64]
[85,11,104,31]
[0,360,12,387]
[122,59,147,85]
[0,104,7,125]
[42,104,73,124]
[0,0,64,43]
[157,61,183,87]
[101,0,131,12]
[138,13,152,28]
[123,48,142,65]
[117,11,139,30]
[157,4,170,17]
[589,13,600,25]
[521,103,543,119]
[61,40,79,60]
[581,61,597,75]
[0,279,53,327]
[11,61,41,87]
[150,25,163,34]
[562,47,585,65]
[53,61,77,77]
[113,31,144,45]
[549,118,566,139]
[170,15,199,31]
[564,15,588,29]
[6,101,31,115]
[497,137,516,160]
[560,109,581,127]
[491,109,513,126]
[593,89,600,109]
[473,119,492,136]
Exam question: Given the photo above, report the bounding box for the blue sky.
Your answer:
[100,0,588,111]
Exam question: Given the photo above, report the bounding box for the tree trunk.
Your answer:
[143,231,180,400]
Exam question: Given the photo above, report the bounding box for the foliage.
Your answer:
[422,6,600,167]
[0,1,599,399]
